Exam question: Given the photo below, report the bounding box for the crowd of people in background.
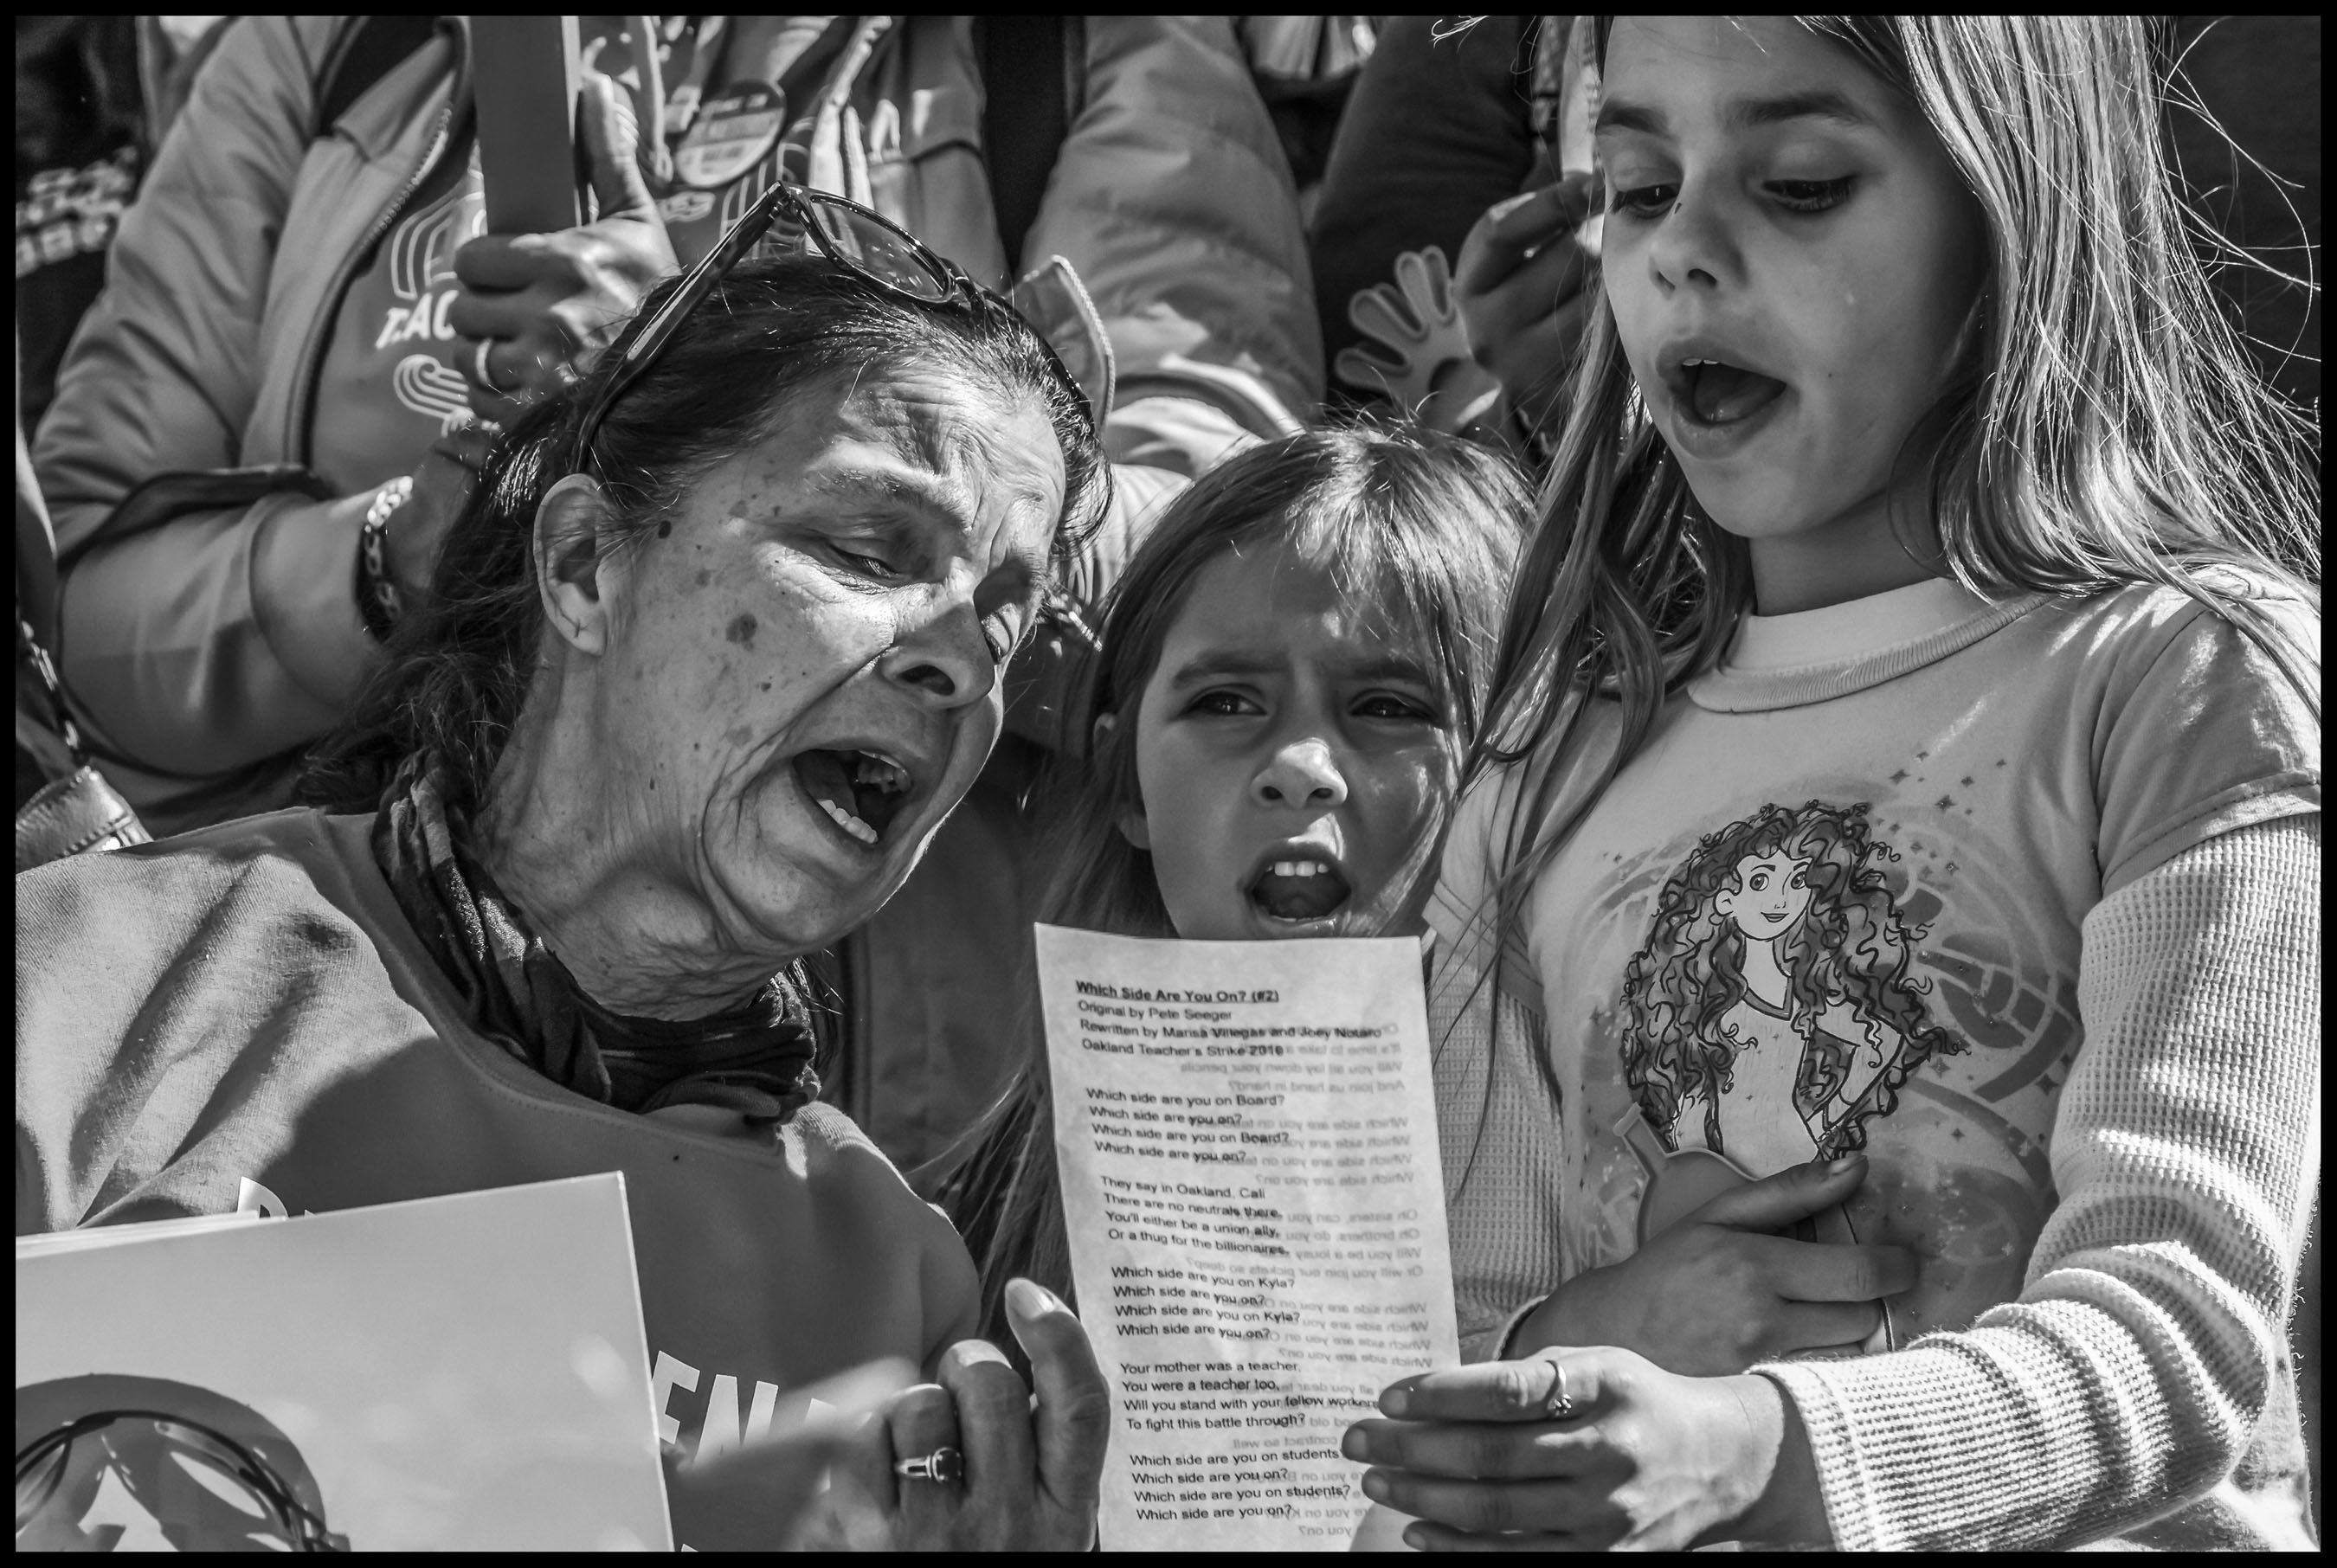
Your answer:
[14,13,2323,1553]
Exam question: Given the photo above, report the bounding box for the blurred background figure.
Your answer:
[16,16,223,840]
[1234,15,1378,225]
[1310,16,1591,444]
[15,16,227,432]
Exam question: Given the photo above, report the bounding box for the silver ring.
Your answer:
[892,1444,963,1484]
[472,337,506,394]
[1544,1362,1576,1421]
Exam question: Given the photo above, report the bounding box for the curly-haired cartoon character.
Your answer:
[1616,801,1964,1253]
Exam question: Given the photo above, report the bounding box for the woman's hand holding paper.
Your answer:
[811,1278,1109,1550]
[1510,1154,1915,1373]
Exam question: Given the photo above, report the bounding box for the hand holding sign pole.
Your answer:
[453,16,679,426]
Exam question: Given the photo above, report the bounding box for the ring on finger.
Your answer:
[892,1445,964,1485]
[1544,1361,1576,1422]
[472,337,508,394]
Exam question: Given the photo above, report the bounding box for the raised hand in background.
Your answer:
[1332,245,1503,435]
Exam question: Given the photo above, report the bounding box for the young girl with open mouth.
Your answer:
[943,424,1525,1339]
[1349,16,2320,1552]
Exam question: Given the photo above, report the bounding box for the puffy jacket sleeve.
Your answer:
[1020,16,1319,491]
[32,16,384,796]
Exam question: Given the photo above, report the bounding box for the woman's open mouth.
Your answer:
[790,748,914,850]
[1246,854,1354,924]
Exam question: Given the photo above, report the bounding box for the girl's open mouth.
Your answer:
[791,748,913,849]
[1679,357,1789,426]
[1246,856,1354,923]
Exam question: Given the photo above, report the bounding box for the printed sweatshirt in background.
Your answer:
[1428,576,2320,1549]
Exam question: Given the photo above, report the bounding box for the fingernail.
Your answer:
[1361,1471,1390,1503]
[1382,1387,1413,1418]
[1342,1429,1368,1462]
[1006,1278,1059,1317]
[1827,1154,1864,1177]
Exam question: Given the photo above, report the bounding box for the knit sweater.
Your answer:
[1426,578,2320,1549]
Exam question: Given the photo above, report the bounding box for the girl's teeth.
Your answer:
[815,796,879,845]
[1270,860,1323,878]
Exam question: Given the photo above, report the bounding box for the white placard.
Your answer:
[17,1175,670,1552]
[1037,925,1459,1551]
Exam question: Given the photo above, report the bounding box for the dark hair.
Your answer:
[944,424,1527,1342]
[300,254,1110,813]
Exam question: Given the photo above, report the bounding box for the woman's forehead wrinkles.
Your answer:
[830,383,1059,538]
[808,461,975,530]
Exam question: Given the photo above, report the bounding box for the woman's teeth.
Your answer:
[1272,860,1328,878]
[853,755,911,796]
[815,795,879,845]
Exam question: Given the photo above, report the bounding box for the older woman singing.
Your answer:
[16,187,1112,1552]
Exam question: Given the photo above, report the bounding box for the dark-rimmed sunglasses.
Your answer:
[560,181,1094,478]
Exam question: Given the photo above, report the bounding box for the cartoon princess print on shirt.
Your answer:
[1613,803,1965,1335]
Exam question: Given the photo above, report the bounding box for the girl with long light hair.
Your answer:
[1346,16,2320,1550]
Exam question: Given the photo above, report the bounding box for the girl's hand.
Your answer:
[448,71,679,426]
[1511,1154,1916,1374]
[1342,1350,1829,1551]
[808,1279,1110,1551]
[1452,172,1600,437]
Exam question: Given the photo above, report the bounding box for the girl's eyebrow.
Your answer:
[1164,649,1437,687]
[1595,88,1872,139]
[1164,650,1284,687]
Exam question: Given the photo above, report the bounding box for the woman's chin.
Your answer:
[705,831,898,960]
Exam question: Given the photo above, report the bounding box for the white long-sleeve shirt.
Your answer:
[1426,578,2320,1549]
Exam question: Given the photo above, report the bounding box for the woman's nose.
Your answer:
[878,594,997,710]
[1252,736,1349,810]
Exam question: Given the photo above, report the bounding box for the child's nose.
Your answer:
[1253,737,1348,809]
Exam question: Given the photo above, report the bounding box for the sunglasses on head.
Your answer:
[561,181,1097,479]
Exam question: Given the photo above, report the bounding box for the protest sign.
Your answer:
[16,1174,670,1552]
[1036,925,1460,1551]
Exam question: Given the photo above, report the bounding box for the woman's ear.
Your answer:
[1092,712,1152,851]
[534,473,615,656]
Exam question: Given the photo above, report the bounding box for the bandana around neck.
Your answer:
[371,757,819,1123]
